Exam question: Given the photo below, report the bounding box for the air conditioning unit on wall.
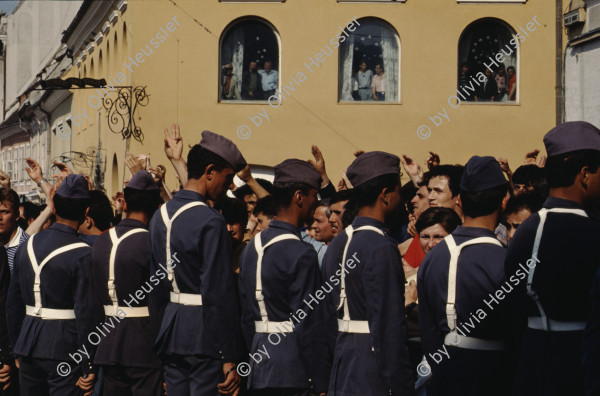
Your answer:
[565,8,586,27]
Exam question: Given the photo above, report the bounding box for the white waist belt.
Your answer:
[444,333,507,350]
[170,291,203,305]
[104,305,149,317]
[254,321,294,333]
[527,317,586,332]
[26,305,76,320]
[338,319,370,334]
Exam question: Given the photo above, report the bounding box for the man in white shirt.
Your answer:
[258,61,278,99]
[356,61,373,101]
[0,188,29,276]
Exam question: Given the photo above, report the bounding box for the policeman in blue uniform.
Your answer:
[321,151,414,396]
[505,121,600,396]
[148,130,245,396]
[7,174,97,395]
[238,159,329,396]
[90,170,163,395]
[418,156,512,396]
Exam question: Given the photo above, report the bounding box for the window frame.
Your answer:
[337,17,402,104]
[456,18,520,105]
[218,17,282,104]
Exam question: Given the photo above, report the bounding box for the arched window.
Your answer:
[220,18,280,101]
[458,18,518,103]
[90,58,95,78]
[338,18,399,103]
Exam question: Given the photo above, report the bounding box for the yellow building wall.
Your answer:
[67,0,561,196]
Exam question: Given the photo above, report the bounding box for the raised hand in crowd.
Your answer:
[405,280,418,306]
[150,165,172,201]
[524,149,546,167]
[52,160,73,176]
[400,154,424,187]
[125,152,148,176]
[308,145,331,188]
[353,150,365,157]
[426,151,440,170]
[0,170,10,189]
[236,164,270,199]
[164,123,188,187]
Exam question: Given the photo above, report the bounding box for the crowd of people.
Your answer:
[221,60,279,101]
[350,60,387,101]
[0,120,598,396]
[458,62,517,102]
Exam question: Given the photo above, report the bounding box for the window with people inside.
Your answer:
[220,19,280,102]
[458,18,518,103]
[338,18,399,103]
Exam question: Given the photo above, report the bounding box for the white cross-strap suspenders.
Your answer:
[160,201,207,305]
[253,232,300,333]
[527,208,588,332]
[444,235,508,350]
[104,227,150,317]
[337,225,384,334]
[25,234,89,320]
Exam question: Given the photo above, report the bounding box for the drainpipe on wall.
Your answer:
[556,0,564,125]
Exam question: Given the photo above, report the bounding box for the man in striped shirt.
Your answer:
[0,188,29,276]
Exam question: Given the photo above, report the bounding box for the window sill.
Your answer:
[338,101,402,105]
[457,101,520,105]
[219,100,276,104]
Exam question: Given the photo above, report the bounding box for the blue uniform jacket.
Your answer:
[90,218,162,369]
[238,220,330,392]
[505,197,600,396]
[148,190,243,362]
[418,225,512,396]
[321,216,414,396]
[7,223,96,372]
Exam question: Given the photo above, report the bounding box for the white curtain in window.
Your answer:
[339,33,355,101]
[381,26,398,102]
[231,31,244,99]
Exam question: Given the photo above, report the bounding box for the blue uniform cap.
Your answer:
[346,151,400,188]
[127,170,159,191]
[460,156,507,193]
[56,174,91,199]
[274,159,322,189]
[200,130,247,172]
[543,121,600,157]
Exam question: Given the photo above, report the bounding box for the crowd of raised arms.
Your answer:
[0,121,598,396]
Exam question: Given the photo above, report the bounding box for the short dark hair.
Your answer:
[0,188,20,215]
[86,191,113,231]
[53,194,90,222]
[512,165,548,197]
[316,198,331,209]
[428,165,464,197]
[22,201,41,221]
[415,207,462,234]
[271,182,314,209]
[331,189,353,205]
[341,199,358,228]
[233,178,273,200]
[353,174,400,208]
[124,187,161,219]
[187,145,231,180]
[504,192,545,217]
[418,171,431,188]
[460,184,508,218]
[545,149,600,188]
[215,197,248,230]
[253,195,277,218]
[507,66,515,73]
[401,181,418,214]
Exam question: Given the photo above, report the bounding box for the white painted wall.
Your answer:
[5,0,82,106]
[565,39,600,128]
